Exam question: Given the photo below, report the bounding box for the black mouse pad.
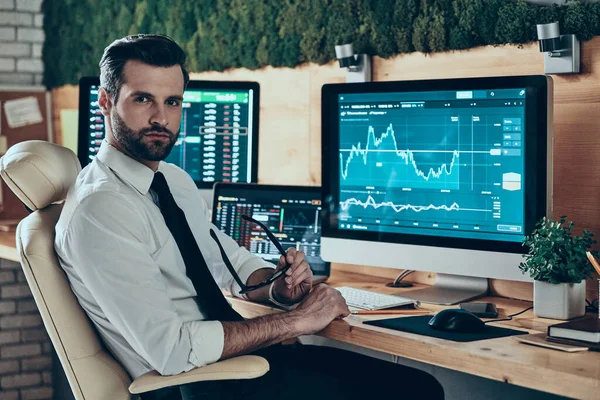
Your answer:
[364,315,528,342]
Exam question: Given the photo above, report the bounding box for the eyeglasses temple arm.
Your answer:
[209,229,248,291]
[240,215,287,257]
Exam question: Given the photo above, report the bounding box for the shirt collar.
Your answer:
[96,141,157,195]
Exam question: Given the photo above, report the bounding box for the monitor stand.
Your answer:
[403,274,488,305]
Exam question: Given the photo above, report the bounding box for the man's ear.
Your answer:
[98,87,113,117]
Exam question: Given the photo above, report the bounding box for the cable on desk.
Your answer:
[484,305,534,324]
[387,269,415,288]
[485,300,597,323]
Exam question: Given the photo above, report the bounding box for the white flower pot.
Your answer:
[533,280,586,320]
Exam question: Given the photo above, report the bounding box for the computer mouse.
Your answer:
[428,309,485,333]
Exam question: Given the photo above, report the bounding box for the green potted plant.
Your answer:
[520,216,596,320]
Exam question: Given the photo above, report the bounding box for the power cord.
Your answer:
[387,269,415,288]
[483,299,598,324]
[484,305,534,324]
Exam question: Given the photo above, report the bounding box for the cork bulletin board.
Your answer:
[0,86,52,223]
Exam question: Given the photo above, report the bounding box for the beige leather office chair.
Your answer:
[0,140,269,400]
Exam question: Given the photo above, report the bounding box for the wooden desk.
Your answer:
[230,267,600,400]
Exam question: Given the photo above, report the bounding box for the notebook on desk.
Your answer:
[548,316,600,344]
[515,333,590,352]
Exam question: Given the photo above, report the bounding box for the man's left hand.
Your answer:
[271,248,313,304]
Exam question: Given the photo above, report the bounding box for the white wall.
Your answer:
[0,0,44,85]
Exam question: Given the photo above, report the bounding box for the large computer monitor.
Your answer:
[78,77,260,205]
[211,183,330,281]
[321,75,553,304]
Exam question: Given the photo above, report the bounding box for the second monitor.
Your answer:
[78,78,260,193]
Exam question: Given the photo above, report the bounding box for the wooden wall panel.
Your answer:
[51,38,600,302]
[307,64,346,184]
[187,66,316,186]
[51,84,77,146]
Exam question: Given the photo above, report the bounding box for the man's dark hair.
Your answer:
[99,34,190,102]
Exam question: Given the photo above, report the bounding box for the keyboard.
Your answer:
[336,287,418,311]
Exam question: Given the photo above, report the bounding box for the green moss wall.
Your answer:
[43,0,600,89]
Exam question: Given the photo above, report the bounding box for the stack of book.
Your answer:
[547,316,600,351]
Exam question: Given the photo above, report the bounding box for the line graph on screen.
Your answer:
[340,124,460,190]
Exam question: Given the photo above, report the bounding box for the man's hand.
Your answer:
[271,248,312,304]
[220,284,349,360]
[291,284,350,335]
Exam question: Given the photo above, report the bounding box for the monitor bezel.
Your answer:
[77,77,260,189]
[211,182,331,277]
[321,75,549,255]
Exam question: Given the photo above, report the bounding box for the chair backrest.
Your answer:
[0,141,134,400]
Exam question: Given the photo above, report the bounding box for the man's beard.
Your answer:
[110,109,178,162]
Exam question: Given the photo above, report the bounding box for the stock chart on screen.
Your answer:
[171,90,253,183]
[337,89,526,242]
[213,185,328,275]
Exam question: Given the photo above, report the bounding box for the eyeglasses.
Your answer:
[209,214,291,294]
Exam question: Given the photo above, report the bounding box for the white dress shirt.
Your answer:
[55,141,272,379]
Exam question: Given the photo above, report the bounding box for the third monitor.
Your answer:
[320,75,552,304]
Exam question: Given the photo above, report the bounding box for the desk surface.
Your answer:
[230,268,600,400]
[0,231,597,398]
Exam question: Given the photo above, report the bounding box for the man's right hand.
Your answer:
[220,284,349,360]
[291,284,350,336]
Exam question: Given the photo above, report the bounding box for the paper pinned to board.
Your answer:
[3,96,43,128]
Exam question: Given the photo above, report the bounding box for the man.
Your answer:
[55,34,444,400]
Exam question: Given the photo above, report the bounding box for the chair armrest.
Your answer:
[128,355,269,394]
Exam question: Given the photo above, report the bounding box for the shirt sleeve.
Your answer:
[62,190,224,375]
[197,188,275,296]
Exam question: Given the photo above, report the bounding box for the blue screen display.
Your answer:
[337,88,526,243]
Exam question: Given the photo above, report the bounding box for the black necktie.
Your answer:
[150,172,243,322]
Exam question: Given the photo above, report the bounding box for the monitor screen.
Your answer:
[212,184,329,276]
[78,78,260,188]
[322,76,549,255]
